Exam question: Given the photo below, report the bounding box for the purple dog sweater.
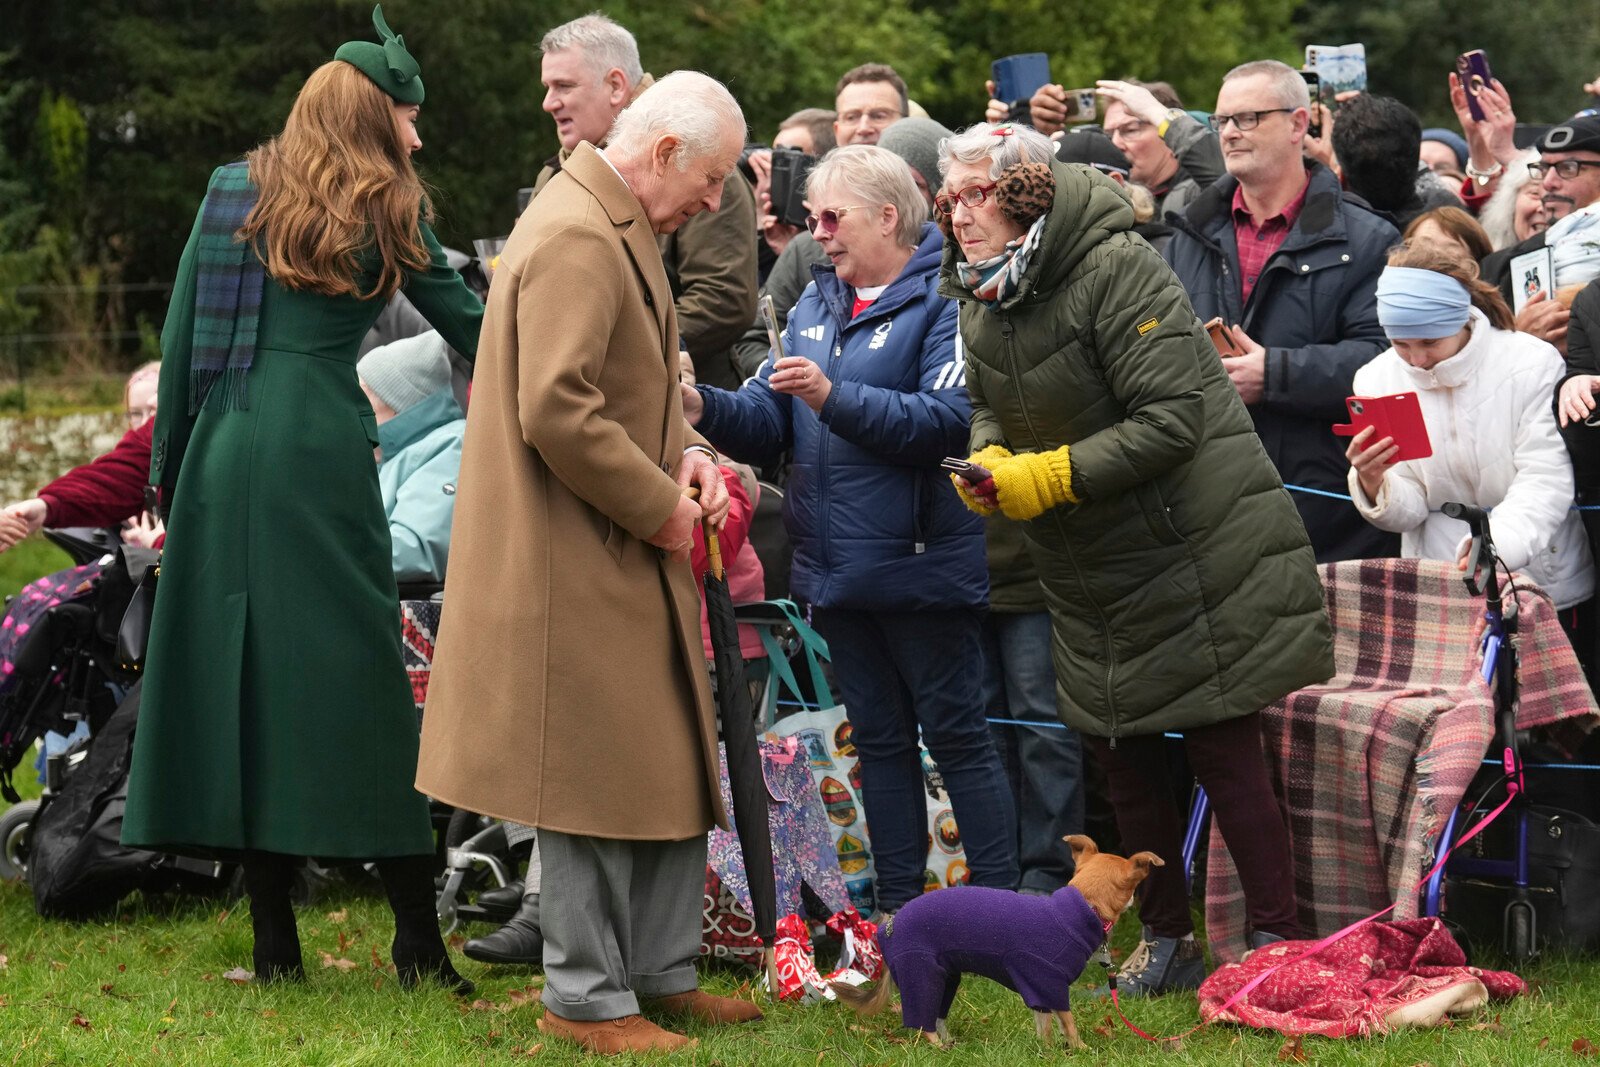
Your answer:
[881,884,1107,1031]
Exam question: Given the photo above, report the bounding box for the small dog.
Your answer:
[833,835,1162,1049]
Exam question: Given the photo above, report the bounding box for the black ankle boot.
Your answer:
[241,851,305,983]
[376,854,474,997]
[463,889,543,965]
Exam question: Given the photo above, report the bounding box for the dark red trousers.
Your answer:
[1084,711,1299,940]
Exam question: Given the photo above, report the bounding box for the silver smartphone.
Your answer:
[760,294,787,365]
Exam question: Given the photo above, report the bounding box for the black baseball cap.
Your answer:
[1054,127,1131,176]
[1537,114,1600,155]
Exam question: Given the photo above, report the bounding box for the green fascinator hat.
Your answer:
[335,4,424,104]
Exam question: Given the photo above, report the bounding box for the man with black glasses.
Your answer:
[1166,60,1399,563]
[1481,116,1600,354]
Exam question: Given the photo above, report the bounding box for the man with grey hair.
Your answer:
[1165,59,1398,563]
[417,70,758,1055]
[533,12,758,391]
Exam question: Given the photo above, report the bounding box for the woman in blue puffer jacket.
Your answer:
[682,145,1018,915]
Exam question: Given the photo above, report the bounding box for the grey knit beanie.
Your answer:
[357,329,451,415]
[878,117,954,195]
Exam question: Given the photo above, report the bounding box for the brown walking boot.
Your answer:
[535,1009,695,1054]
[647,988,764,1025]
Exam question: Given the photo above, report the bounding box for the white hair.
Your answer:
[605,71,746,169]
[1478,150,1540,251]
[540,13,643,88]
[1222,59,1310,110]
[937,122,1056,180]
[807,145,928,247]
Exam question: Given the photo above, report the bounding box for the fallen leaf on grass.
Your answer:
[466,999,499,1013]
[71,1012,92,1029]
[50,960,66,971]
[260,1010,277,1018]
[215,908,231,925]
[1277,1034,1307,1062]
[167,997,178,1012]
[525,1043,544,1057]
[0,995,8,1008]
[0,954,8,970]
[447,933,467,950]
[507,984,543,1005]
[318,952,358,972]
[1093,1024,1113,1038]
[1468,1018,1505,1035]
[370,946,385,972]
[1575,1038,1598,1057]
[326,909,348,924]
[117,963,126,973]
[222,967,253,984]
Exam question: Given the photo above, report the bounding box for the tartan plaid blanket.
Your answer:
[190,161,262,414]
[1204,558,1598,963]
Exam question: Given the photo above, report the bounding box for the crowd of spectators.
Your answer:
[6,12,1600,1037]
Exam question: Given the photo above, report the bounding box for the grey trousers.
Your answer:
[538,829,706,1021]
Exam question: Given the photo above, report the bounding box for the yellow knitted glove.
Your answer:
[949,444,1012,516]
[990,445,1078,521]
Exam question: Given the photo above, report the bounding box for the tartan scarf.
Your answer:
[189,162,263,414]
[954,214,1046,310]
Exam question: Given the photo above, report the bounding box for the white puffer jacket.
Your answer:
[1348,307,1595,608]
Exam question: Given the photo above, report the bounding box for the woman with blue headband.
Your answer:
[1345,242,1594,649]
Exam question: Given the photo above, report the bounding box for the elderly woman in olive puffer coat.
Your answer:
[937,123,1335,996]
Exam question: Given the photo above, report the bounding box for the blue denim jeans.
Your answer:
[983,610,1085,893]
[812,607,1019,912]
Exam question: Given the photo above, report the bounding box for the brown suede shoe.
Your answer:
[535,1009,695,1054]
[648,988,764,1025]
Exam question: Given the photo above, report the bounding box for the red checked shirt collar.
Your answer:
[1231,173,1310,306]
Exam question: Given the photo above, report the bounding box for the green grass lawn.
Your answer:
[1,868,1597,1065]
[2,520,1597,1062]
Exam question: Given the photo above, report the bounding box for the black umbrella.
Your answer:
[701,516,778,991]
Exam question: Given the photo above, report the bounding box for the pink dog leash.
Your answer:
[1109,765,1521,1044]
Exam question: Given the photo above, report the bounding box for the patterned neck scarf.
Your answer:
[189,162,264,414]
[955,215,1046,309]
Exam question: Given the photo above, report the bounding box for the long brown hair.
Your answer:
[1386,240,1513,330]
[1402,206,1494,264]
[239,61,431,300]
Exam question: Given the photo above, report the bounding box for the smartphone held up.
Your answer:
[1455,49,1495,122]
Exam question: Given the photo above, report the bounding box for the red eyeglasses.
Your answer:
[934,182,998,217]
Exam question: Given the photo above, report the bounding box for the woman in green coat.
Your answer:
[937,123,1333,996]
[122,8,480,991]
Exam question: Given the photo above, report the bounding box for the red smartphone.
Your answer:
[1331,393,1433,461]
[1456,50,1494,122]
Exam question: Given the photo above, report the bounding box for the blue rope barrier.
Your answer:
[1282,483,1600,512]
